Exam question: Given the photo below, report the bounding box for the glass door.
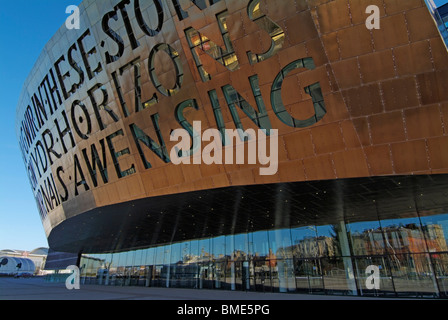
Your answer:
[253,259,271,292]
[234,261,251,291]
[214,260,228,290]
[199,262,213,289]
[116,266,125,286]
[294,258,324,293]
[144,266,152,287]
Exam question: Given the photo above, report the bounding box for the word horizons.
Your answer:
[17,0,327,220]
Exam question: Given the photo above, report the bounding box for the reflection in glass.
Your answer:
[420,213,448,252]
[146,248,155,266]
[316,224,342,257]
[185,11,239,82]
[234,233,249,261]
[388,253,438,297]
[380,217,427,254]
[247,0,285,64]
[294,258,324,293]
[75,210,448,297]
[253,258,271,292]
[432,253,448,296]
[199,238,211,262]
[134,249,144,267]
[321,257,356,295]
[269,229,292,259]
[250,230,270,258]
[346,220,385,256]
[153,246,165,265]
[212,236,226,261]
[291,226,318,258]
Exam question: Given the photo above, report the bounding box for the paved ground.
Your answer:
[0,276,391,300]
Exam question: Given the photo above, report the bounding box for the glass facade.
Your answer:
[79,211,448,298]
[426,1,448,46]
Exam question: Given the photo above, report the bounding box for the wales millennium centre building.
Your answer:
[15,0,448,298]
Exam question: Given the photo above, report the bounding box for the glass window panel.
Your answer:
[108,253,119,277]
[225,260,236,291]
[276,259,295,292]
[145,248,155,266]
[215,260,228,290]
[253,257,271,292]
[353,256,395,297]
[130,266,140,286]
[115,266,125,286]
[128,250,136,266]
[189,239,200,261]
[432,253,448,296]
[226,235,235,259]
[163,246,171,266]
[153,246,165,265]
[199,261,214,289]
[291,226,318,258]
[96,254,111,285]
[118,251,128,267]
[171,243,182,264]
[234,233,249,261]
[212,236,226,260]
[137,265,147,287]
[346,220,385,256]
[152,265,164,287]
[100,253,113,269]
[250,230,270,258]
[180,241,191,264]
[85,257,100,282]
[268,229,292,259]
[389,253,438,297]
[419,213,448,253]
[293,258,324,293]
[186,28,200,47]
[217,12,228,33]
[199,238,211,262]
[321,257,356,295]
[139,249,148,266]
[316,224,342,257]
[380,217,427,254]
[134,249,144,266]
[80,257,91,280]
[120,251,134,267]
[232,261,251,291]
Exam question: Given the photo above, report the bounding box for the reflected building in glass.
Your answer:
[426,0,448,45]
[15,0,448,298]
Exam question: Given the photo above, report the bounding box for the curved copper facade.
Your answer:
[16,0,448,255]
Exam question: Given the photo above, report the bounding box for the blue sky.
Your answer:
[0,0,81,251]
[0,0,448,252]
